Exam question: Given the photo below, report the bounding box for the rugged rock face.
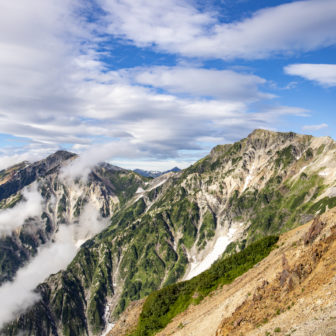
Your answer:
[1,129,336,336]
[0,150,75,202]
[0,152,147,285]
[143,208,336,336]
[215,210,336,336]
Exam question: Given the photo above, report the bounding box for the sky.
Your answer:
[0,0,335,170]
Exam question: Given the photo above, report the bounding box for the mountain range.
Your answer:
[133,167,181,178]
[0,129,336,336]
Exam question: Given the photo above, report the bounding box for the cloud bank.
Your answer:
[101,0,336,59]
[0,202,108,329]
[0,184,43,236]
[133,66,272,101]
[0,0,329,170]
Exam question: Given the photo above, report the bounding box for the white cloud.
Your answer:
[0,226,75,329]
[0,184,43,236]
[0,0,313,171]
[302,123,328,131]
[0,152,43,171]
[60,141,143,181]
[98,0,213,49]
[134,66,272,101]
[100,0,336,59]
[284,64,336,87]
[0,203,108,329]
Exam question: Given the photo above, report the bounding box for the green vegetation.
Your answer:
[102,170,148,205]
[275,145,296,168]
[197,210,216,249]
[233,172,330,242]
[0,193,23,209]
[130,236,278,336]
[3,133,336,336]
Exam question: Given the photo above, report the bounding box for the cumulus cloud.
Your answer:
[100,0,336,59]
[0,184,43,236]
[0,0,315,171]
[284,64,336,87]
[0,203,107,329]
[302,123,328,131]
[133,66,272,101]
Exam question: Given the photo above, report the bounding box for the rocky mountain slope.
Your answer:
[148,207,336,336]
[1,129,336,336]
[0,150,147,285]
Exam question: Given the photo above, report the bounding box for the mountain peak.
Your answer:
[0,150,77,202]
[46,150,77,162]
[247,128,297,139]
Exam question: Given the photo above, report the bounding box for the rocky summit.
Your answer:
[1,129,336,336]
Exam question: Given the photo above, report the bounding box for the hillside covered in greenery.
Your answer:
[131,235,278,336]
[2,130,336,336]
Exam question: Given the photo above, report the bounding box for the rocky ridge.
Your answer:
[1,129,336,335]
[0,151,147,285]
[119,207,336,336]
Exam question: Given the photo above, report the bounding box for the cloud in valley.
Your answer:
[0,203,108,329]
[0,184,43,236]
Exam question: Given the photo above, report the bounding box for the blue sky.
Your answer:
[0,0,335,170]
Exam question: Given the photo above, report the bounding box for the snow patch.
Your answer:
[148,178,167,191]
[185,227,236,280]
[101,304,115,336]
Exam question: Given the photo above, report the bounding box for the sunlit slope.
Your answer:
[2,129,336,336]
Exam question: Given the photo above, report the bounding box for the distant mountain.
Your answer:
[134,166,181,178]
[2,129,336,336]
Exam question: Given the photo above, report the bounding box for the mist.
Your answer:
[0,184,43,236]
[0,202,108,330]
[60,141,141,182]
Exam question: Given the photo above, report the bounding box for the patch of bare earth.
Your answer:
[216,211,336,336]
[109,208,336,336]
[157,208,336,336]
[107,299,145,336]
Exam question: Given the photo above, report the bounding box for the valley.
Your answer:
[0,129,335,336]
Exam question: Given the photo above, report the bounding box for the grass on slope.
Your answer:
[130,235,279,336]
